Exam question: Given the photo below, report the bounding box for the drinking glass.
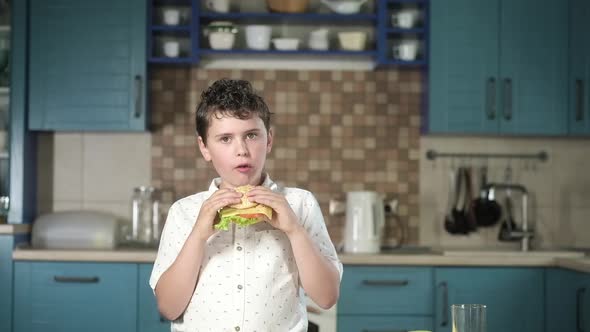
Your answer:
[451,304,486,332]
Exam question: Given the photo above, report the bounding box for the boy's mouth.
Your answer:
[235,163,253,173]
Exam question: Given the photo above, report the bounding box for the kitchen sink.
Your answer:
[441,248,585,258]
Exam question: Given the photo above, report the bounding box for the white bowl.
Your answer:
[272,38,300,51]
[337,32,366,51]
[245,25,272,50]
[209,31,235,50]
[321,0,367,14]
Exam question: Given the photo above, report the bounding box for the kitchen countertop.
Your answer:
[11,247,590,273]
[0,223,31,235]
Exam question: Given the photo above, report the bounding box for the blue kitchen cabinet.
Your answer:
[139,263,170,332]
[338,266,434,331]
[429,0,568,136]
[0,236,14,332]
[28,0,147,131]
[434,267,544,332]
[13,262,138,332]
[546,268,590,332]
[338,316,434,332]
[569,0,590,135]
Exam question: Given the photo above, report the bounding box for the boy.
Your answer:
[150,79,342,331]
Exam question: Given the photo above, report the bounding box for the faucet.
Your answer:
[486,183,534,251]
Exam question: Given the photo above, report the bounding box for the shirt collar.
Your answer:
[208,173,276,193]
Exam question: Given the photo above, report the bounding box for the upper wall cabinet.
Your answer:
[28,0,147,132]
[569,0,590,135]
[428,0,568,136]
[148,0,429,67]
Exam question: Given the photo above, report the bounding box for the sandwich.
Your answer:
[215,185,273,231]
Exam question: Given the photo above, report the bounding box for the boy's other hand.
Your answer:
[194,188,242,240]
[246,186,302,236]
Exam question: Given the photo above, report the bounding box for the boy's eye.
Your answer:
[220,136,231,143]
[246,132,257,139]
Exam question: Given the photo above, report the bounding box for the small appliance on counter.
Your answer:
[344,191,385,253]
[31,210,119,250]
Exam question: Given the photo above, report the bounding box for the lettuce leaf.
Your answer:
[214,215,260,231]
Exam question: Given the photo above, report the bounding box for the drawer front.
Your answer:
[139,264,170,332]
[338,315,434,332]
[14,262,137,332]
[339,266,433,315]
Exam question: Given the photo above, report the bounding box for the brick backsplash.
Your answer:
[149,67,422,246]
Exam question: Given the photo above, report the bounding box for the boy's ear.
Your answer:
[266,128,273,154]
[197,136,212,162]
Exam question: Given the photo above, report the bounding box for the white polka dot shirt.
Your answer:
[149,175,343,332]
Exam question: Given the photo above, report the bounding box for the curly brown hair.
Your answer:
[195,79,271,145]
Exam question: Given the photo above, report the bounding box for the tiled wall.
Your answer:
[149,67,422,246]
[419,137,590,249]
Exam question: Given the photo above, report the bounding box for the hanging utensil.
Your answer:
[472,166,502,227]
[462,167,478,233]
[444,167,462,234]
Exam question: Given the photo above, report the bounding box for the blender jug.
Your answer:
[130,186,161,246]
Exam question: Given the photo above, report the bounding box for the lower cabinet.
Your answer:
[546,268,590,332]
[139,264,170,332]
[13,262,138,332]
[12,262,167,332]
[434,267,544,332]
[337,266,434,332]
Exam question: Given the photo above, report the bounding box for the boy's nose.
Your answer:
[235,140,249,156]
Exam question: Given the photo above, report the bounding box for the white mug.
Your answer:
[391,9,420,28]
[393,40,419,61]
[206,0,230,13]
[163,41,180,57]
[162,8,180,26]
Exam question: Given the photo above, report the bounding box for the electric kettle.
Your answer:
[344,191,385,253]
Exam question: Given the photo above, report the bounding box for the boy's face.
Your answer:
[198,112,273,188]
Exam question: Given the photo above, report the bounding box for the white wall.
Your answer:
[36,132,152,222]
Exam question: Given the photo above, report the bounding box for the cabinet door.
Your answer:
[28,0,147,131]
[0,237,14,332]
[139,264,170,332]
[428,0,500,134]
[434,267,544,332]
[545,268,587,332]
[338,266,434,315]
[498,0,568,135]
[13,262,138,332]
[569,0,590,135]
[338,315,433,332]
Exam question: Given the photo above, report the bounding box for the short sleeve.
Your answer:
[301,191,343,280]
[149,202,193,291]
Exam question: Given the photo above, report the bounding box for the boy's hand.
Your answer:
[194,188,242,241]
[246,186,302,235]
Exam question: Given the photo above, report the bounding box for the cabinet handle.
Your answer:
[486,77,496,120]
[134,75,143,118]
[576,79,585,122]
[577,287,586,332]
[362,279,409,286]
[54,276,100,283]
[503,78,512,121]
[439,281,449,327]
